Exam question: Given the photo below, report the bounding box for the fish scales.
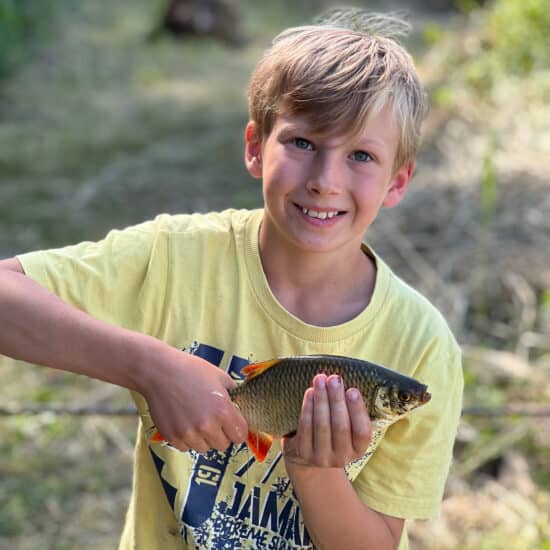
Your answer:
[151,354,431,463]
[229,355,430,438]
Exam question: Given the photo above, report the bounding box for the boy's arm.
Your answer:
[283,374,403,550]
[0,258,247,452]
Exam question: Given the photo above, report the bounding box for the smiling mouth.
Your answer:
[295,204,345,220]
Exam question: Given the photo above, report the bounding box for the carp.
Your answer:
[152,354,431,462]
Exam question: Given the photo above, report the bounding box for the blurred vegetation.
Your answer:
[477,0,550,75]
[426,0,550,106]
[0,0,51,77]
[0,0,549,548]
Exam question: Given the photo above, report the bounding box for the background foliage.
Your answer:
[0,0,548,548]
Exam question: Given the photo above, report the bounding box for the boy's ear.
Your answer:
[383,160,415,208]
[244,121,262,179]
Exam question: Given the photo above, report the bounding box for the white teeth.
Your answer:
[302,208,339,219]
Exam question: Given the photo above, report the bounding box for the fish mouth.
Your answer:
[422,391,432,404]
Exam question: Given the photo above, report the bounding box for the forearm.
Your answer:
[287,464,402,550]
[0,259,247,454]
[0,268,162,392]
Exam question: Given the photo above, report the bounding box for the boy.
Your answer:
[0,9,463,550]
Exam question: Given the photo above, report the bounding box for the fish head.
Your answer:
[370,381,431,422]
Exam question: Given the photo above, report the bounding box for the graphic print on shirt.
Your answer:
[147,341,383,549]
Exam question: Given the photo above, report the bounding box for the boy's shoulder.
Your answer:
[374,251,460,352]
[151,208,259,236]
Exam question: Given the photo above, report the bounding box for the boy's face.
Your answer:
[245,105,414,257]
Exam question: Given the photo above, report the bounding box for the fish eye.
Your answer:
[399,391,411,402]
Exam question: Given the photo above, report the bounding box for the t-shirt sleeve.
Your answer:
[353,340,464,520]
[17,217,169,335]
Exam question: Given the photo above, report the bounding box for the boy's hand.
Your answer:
[282,374,371,468]
[140,346,247,453]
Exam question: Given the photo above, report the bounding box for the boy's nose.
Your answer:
[306,156,343,195]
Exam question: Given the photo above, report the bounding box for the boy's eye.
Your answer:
[350,150,373,163]
[293,137,314,151]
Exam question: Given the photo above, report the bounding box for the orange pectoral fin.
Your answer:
[150,429,166,443]
[247,430,274,463]
[241,358,280,381]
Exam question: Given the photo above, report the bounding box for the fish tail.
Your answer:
[247,430,273,463]
[150,429,166,443]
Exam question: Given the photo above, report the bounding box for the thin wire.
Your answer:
[1,404,550,417]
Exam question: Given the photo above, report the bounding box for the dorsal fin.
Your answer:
[241,358,280,381]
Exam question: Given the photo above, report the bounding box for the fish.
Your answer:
[151,354,431,462]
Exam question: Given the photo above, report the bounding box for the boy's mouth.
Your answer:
[294,203,345,220]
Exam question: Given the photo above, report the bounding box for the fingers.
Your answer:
[327,375,351,457]
[284,374,371,469]
[150,392,246,454]
[293,374,350,467]
[198,386,248,447]
[222,402,248,445]
[222,418,247,446]
[312,375,332,460]
[218,368,239,390]
[346,388,372,455]
[147,351,248,454]
[168,400,246,453]
[155,419,231,453]
[206,368,248,446]
[294,387,314,459]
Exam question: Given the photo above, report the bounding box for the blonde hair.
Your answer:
[247,9,427,169]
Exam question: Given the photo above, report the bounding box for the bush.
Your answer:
[427,0,550,105]
[0,0,49,77]
[484,0,550,75]
[0,0,21,75]
[464,0,550,91]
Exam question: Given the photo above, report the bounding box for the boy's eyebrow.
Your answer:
[354,136,387,150]
[275,122,311,136]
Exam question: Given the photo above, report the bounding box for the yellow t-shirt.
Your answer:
[19,209,463,550]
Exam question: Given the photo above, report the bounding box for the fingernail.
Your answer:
[347,388,360,401]
[315,375,326,389]
[329,375,341,389]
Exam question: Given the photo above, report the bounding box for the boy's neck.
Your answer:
[258,239,376,327]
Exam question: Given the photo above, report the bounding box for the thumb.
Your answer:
[217,368,238,390]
